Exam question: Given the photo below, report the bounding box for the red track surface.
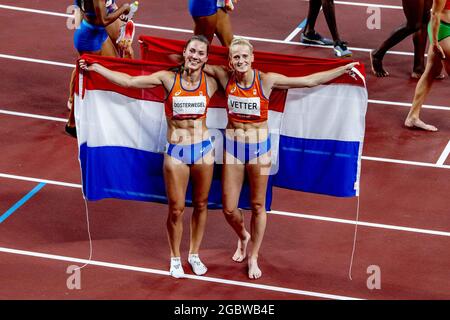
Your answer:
[0,0,449,300]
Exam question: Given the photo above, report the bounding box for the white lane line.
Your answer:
[0,4,73,17]
[362,156,450,169]
[0,54,75,68]
[0,109,67,122]
[125,22,416,57]
[0,246,362,300]
[1,172,449,236]
[284,14,310,42]
[0,173,82,189]
[239,35,414,56]
[0,4,414,57]
[1,109,450,170]
[284,27,303,42]
[368,99,450,111]
[1,52,449,111]
[269,211,450,237]
[436,140,450,166]
[330,1,402,10]
[298,0,402,9]
[135,22,193,34]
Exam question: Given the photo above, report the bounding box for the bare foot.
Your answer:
[411,71,422,79]
[248,257,262,280]
[404,117,438,131]
[370,51,389,77]
[232,230,250,262]
[411,72,445,80]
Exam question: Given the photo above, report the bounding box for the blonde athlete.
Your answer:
[205,38,358,279]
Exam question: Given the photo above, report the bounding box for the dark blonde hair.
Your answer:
[184,35,210,55]
[171,35,210,72]
[229,37,254,57]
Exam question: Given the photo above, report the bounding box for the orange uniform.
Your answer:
[165,71,210,120]
[225,70,269,123]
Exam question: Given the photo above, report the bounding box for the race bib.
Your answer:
[228,95,261,117]
[173,96,207,117]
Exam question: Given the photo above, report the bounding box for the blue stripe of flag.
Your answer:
[79,143,272,210]
[274,135,359,197]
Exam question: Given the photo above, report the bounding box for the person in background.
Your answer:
[405,0,450,131]
[104,0,136,59]
[370,0,435,78]
[66,0,131,138]
[300,0,352,57]
[188,0,237,47]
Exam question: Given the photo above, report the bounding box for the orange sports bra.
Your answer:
[165,70,210,120]
[225,70,269,123]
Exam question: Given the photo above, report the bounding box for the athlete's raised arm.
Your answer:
[79,59,172,89]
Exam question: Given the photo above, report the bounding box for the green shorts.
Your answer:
[428,20,450,43]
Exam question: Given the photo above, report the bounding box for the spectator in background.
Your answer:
[66,0,131,138]
[370,0,435,78]
[104,0,136,59]
[188,0,237,47]
[300,0,352,57]
[405,0,449,131]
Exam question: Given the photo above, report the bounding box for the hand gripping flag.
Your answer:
[74,36,367,210]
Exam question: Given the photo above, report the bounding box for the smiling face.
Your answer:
[182,40,209,71]
[229,43,254,73]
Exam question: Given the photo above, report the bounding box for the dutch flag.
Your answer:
[74,36,368,210]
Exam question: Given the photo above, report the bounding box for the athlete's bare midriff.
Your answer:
[166,117,209,145]
[226,119,269,143]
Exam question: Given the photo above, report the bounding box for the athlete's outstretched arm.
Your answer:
[203,64,230,89]
[267,62,359,89]
[79,59,170,89]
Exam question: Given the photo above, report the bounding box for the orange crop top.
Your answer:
[165,71,210,120]
[225,70,270,123]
